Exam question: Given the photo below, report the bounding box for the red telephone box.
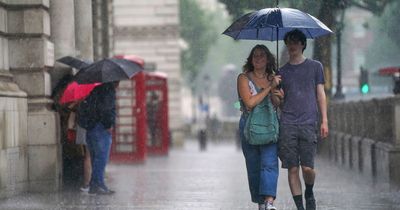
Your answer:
[143,72,169,155]
[110,71,169,163]
[111,73,147,163]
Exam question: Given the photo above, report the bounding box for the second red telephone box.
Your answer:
[143,72,169,155]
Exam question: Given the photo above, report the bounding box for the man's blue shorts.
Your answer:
[278,124,318,169]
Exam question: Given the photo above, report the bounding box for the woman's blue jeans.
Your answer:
[86,123,112,190]
[239,115,279,204]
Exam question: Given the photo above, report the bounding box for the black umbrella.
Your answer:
[57,56,92,69]
[74,58,144,84]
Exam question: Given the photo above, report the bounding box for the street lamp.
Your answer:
[334,6,345,100]
[203,74,211,118]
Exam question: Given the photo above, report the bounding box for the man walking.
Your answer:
[278,29,329,210]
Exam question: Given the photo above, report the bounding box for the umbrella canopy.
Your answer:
[223,7,332,41]
[223,7,333,67]
[57,56,92,69]
[378,66,400,76]
[114,54,145,68]
[74,58,144,84]
[59,81,101,104]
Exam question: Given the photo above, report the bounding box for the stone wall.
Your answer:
[0,0,96,198]
[319,96,400,185]
[0,0,54,198]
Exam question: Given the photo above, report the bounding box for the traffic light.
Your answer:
[359,68,370,94]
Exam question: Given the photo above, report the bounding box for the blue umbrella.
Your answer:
[222,7,333,66]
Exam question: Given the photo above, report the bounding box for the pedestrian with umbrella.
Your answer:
[223,3,332,210]
[75,57,143,195]
[77,82,118,195]
[58,80,100,192]
[237,44,283,210]
[56,56,98,193]
[277,29,328,210]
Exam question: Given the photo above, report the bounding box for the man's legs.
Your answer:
[288,166,304,210]
[302,166,316,210]
[299,125,318,210]
[279,124,305,210]
[280,124,318,210]
[87,123,113,193]
[288,166,316,210]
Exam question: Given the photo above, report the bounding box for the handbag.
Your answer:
[243,77,279,145]
[244,96,279,145]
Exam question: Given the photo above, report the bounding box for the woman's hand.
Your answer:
[271,88,284,107]
[270,75,281,88]
[272,89,284,99]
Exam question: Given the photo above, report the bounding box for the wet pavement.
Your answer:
[1,140,400,210]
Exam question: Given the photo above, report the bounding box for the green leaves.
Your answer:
[180,0,218,84]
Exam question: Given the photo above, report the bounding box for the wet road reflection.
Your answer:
[0,140,399,209]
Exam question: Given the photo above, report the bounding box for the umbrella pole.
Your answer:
[276,27,279,70]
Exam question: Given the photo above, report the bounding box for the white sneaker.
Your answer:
[80,185,90,192]
[266,202,277,210]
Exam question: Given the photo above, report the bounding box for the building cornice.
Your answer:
[114,25,180,39]
[0,1,49,11]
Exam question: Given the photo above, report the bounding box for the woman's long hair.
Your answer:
[242,44,276,76]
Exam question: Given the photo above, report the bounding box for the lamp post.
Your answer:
[334,7,345,100]
[203,74,211,118]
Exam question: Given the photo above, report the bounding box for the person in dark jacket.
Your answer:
[78,81,119,195]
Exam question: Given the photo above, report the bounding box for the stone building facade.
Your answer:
[92,0,113,60]
[0,0,183,198]
[0,0,96,198]
[112,0,184,145]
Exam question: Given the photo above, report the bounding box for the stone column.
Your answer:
[49,0,75,88]
[0,1,30,198]
[74,0,93,60]
[6,0,61,193]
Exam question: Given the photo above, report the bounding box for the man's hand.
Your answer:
[320,121,329,139]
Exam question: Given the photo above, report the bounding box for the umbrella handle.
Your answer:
[276,27,279,69]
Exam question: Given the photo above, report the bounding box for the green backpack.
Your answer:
[243,79,279,145]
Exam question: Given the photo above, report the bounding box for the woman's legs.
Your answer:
[239,116,264,204]
[83,146,91,187]
[259,143,279,203]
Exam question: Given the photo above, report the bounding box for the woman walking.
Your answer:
[237,44,283,210]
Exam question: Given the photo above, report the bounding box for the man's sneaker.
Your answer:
[305,195,316,210]
[80,185,90,192]
[96,187,115,195]
[266,201,277,210]
[88,187,97,195]
[89,186,115,195]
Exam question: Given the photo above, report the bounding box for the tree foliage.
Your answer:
[180,0,218,84]
[376,1,400,47]
[218,0,393,95]
[365,1,400,69]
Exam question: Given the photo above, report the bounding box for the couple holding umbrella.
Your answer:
[57,56,143,195]
[223,4,331,210]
